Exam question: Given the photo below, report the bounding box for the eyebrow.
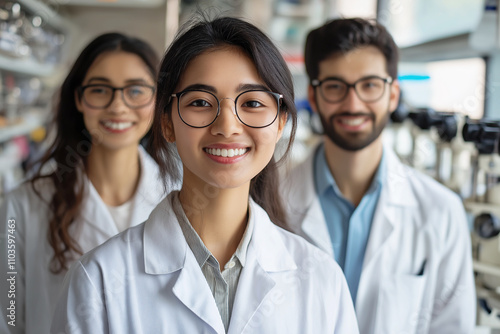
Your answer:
[236,83,270,92]
[181,84,216,93]
[321,75,387,82]
[86,77,151,85]
[180,83,270,94]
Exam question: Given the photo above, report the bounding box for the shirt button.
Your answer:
[227,261,235,269]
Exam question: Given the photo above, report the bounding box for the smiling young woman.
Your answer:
[50,16,359,334]
[0,33,179,334]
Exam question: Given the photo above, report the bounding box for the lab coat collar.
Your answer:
[359,147,419,282]
[143,192,297,334]
[383,147,419,208]
[143,193,297,275]
[282,145,334,256]
[77,146,164,239]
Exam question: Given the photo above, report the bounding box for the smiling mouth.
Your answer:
[101,121,134,131]
[337,117,367,126]
[204,148,249,157]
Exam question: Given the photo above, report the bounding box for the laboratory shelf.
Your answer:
[0,55,56,77]
[0,109,48,143]
[18,0,71,32]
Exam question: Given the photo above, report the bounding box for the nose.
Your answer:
[107,89,128,113]
[210,98,243,138]
[342,86,365,110]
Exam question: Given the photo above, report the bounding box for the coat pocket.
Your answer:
[375,273,428,334]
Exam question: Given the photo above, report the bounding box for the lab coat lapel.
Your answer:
[77,147,166,242]
[359,149,419,283]
[227,201,297,334]
[128,147,165,228]
[282,148,334,256]
[76,175,119,239]
[143,195,225,334]
[172,262,225,334]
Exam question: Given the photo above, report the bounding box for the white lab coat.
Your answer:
[51,193,360,334]
[0,147,176,334]
[281,145,476,334]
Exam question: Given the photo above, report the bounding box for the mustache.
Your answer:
[328,112,375,122]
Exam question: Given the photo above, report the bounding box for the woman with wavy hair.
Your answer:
[0,33,177,334]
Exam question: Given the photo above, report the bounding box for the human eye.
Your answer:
[87,85,110,95]
[242,100,263,108]
[322,80,344,91]
[181,91,216,112]
[360,78,383,90]
[239,91,275,113]
[188,98,212,108]
[126,85,148,97]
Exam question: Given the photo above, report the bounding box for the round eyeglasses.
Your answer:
[170,89,282,128]
[312,76,393,103]
[77,84,155,109]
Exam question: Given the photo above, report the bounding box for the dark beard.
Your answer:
[317,110,390,151]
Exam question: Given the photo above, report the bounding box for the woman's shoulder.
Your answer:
[79,222,145,270]
[3,177,55,207]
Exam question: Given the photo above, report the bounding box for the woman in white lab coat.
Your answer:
[51,16,359,334]
[0,33,177,334]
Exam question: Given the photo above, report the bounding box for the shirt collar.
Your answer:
[314,143,387,197]
[143,193,297,275]
[233,203,254,266]
[172,191,254,269]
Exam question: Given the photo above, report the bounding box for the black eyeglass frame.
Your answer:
[311,75,393,103]
[77,84,156,109]
[170,89,283,129]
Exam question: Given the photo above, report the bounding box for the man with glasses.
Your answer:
[282,18,475,333]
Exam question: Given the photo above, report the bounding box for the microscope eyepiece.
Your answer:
[462,118,500,154]
[474,213,500,239]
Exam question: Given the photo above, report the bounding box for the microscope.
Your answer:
[462,118,500,325]
[390,106,475,195]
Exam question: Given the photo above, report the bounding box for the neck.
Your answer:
[179,178,249,270]
[86,145,141,206]
[323,137,383,207]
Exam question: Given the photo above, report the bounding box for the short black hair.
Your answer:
[305,18,399,82]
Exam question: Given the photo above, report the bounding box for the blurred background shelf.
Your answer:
[0,108,48,143]
[0,55,56,77]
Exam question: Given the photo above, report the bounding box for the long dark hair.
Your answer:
[30,33,159,273]
[149,16,297,227]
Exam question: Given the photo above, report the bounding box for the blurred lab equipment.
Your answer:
[462,118,500,325]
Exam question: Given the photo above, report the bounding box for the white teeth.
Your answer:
[206,148,248,157]
[340,118,365,126]
[103,121,133,130]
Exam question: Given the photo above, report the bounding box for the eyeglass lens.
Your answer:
[320,77,387,103]
[178,90,279,128]
[82,85,154,108]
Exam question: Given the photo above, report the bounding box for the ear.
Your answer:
[307,85,318,113]
[276,112,287,143]
[388,79,400,112]
[161,113,176,143]
[75,90,83,113]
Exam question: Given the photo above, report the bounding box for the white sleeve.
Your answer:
[429,195,476,334]
[51,261,108,334]
[0,192,27,334]
[333,267,360,334]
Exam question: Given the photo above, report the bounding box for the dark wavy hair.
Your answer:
[149,16,297,228]
[305,18,399,82]
[30,32,159,273]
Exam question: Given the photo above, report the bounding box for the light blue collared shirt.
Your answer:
[314,144,386,305]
